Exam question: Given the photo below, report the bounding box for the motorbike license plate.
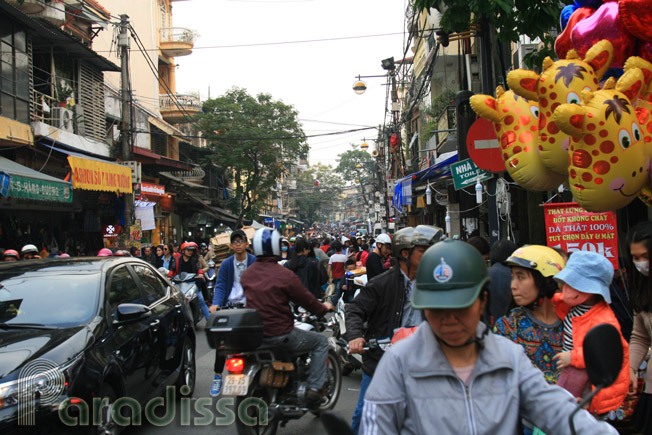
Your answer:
[222,374,250,396]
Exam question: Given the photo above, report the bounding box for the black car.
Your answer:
[0,257,196,434]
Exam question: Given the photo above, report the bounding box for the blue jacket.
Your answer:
[212,253,256,307]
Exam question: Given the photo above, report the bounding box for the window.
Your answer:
[0,16,30,123]
[107,266,143,319]
[132,264,167,305]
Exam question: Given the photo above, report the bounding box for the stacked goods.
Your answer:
[209,226,256,268]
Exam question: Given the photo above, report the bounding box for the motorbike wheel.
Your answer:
[312,351,342,416]
[235,377,279,435]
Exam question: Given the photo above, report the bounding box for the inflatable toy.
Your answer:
[619,0,652,43]
[470,88,566,191]
[556,7,595,59]
[554,68,650,212]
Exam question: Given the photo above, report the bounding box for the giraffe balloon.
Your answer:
[554,68,650,212]
[470,87,566,191]
[507,40,614,176]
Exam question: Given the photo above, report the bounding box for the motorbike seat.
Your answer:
[255,343,297,362]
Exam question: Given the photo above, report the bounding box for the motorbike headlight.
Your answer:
[0,354,83,410]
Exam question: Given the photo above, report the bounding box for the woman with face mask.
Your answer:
[628,222,652,433]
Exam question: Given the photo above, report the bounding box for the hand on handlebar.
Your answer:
[323,301,335,312]
[349,337,366,355]
[209,305,219,314]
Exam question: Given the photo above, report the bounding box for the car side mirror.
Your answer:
[114,303,151,324]
[584,323,622,388]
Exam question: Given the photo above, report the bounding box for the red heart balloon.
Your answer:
[556,7,595,59]
[619,0,652,43]
[571,1,635,68]
[639,40,652,63]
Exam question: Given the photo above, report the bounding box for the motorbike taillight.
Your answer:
[225,357,245,374]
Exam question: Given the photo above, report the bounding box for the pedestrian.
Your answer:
[2,249,19,262]
[208,230,255,397]
[609,257,633,341]
[321,237,331,254]
[346,226,442,435]
[279,237,291,263]
[20,244,39,260]
[154,245,164,267]
[328,241,347,304]
[355,243,369,267]
[142,245,157,266]
[628,221,652,432]
[129,246,138,257]
[466,235,491,264]
[486,239,518,325]
[365,234,391,281]
[359,239,618,435]
[160,243,176,275]
[552,251,630,414]
[285,238,325,299]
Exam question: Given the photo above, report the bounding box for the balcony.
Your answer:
[160,93,202,123]
[160,27,196,57]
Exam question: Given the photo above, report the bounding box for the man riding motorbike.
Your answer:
[360,239,618,434]
[242,227,334,408]
[176,242,211,322]
[346,225,443,434]
[365,233,392,281]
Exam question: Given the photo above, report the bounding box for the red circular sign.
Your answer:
[466,118,504,173]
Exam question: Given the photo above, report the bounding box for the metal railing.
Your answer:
[31,89,60,124]
[160,27,197,44]
[159,93,202,111]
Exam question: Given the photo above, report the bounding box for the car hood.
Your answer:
[0,326,92,379]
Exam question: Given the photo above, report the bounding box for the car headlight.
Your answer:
[0,354,83,410]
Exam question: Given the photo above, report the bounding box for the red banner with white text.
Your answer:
[543,202,618,270]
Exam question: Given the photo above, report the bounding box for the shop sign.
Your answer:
[130,220,142,242]
[159,194,174,212]
[141,182,165,196]
[7,175,72,203]
[67,156,133,194]
[264,218,274,224]
[451,158,492,191]
[543,202,618,269]
[102,224,121,238]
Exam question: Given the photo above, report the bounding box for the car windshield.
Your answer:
[0,271,101,327]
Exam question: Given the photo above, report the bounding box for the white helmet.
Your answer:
[21,244,38,255]
[375,234,392,246]
[341,236,350,243]
[252,228,282,257]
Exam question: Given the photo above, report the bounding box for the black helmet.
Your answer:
[413,239,489,309]
[391,227,415,261]
[200,242,208,250]
[412,225,444,247]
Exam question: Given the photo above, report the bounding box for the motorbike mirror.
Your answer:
[583,323,622,388]
[321,411,354,435]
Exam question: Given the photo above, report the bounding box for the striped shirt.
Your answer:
[562,304,592,351]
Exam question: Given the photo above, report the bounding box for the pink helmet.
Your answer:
[59,253,70,258]
[97,248,113,257]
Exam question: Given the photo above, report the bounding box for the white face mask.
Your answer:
[634,260,649,277]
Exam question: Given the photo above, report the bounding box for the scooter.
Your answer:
[205,260,217,303]
[330,297,363,376]
[207,308,342,435]
[171,272,202,325]
[319,323,624,435]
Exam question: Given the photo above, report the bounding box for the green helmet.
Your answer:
[413,239,489,309]
[391,227,415,260]
[412,225,444,246]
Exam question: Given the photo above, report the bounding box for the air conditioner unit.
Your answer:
[52,107,73,133]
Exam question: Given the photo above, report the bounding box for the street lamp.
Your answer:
[361,141,369,151]
[353,80,367,95]
[355,163,362,168]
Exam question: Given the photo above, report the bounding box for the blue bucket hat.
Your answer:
[553,251,614,304]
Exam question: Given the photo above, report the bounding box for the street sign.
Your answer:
[264,218,274,224]
[451,158,492,191]
[466,117,503,172]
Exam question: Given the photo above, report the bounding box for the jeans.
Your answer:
[351,372,372,435]
[262,328,328,390]
[196,289,211,322]
[332,277,345,305]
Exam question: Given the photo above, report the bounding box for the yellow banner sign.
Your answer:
[67,156,132,193]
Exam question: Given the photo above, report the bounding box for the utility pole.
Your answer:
[119,14,133,226]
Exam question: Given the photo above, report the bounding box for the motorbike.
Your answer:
[206,308,342,435]
[205,259,217,303]
[330,297,362,376]
[171,271,202,325]
[319,323,624,435]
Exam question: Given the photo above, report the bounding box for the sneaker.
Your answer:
[305,388,324,409]
[210,374,222,397]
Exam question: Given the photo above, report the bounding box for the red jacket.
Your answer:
[242,256,328,337]
[552,293,630,415]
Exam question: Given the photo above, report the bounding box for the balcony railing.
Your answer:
[160,93,201,111]
[160,27,197,44]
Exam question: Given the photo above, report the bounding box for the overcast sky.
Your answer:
[172,0,408,167]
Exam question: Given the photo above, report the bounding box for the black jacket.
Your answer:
[365,252,385,281]
[345,265,407,376]
[284,255,328,298]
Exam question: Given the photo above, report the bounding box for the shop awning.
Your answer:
[0,156,72,203]
[159,171,212,190]
[393,152,458,212]
[67,155,133,194]
[148,116,183,136]
[133,146,194,170]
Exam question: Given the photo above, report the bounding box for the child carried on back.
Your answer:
[552,251,630,416]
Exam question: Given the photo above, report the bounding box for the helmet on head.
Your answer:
[391,227,416,261]
[505,245,564,278]
[180,242,197,252]
[252,228,282,257]
[413,239,489,309]
[21,244,38,255]
[504,245,565,299]
[200,242,208,250]
[114,250,130,257]
[3,249,19,259]
[289,237,296,243]
[412,225,444,247]
[97,248,113,257]
[375,233,392,246]
[341,236,350,244]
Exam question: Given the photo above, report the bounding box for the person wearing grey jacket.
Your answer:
[361,239,617,435]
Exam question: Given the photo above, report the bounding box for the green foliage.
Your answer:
[413,0,562,46]
[335,147,375,185]
[293,163,345,223]
[197,87,308,227]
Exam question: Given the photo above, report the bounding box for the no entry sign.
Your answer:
[466,117,503,173]
[543,202,618,269]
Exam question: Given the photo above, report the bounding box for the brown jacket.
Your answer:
[630,311,652,394]
[242,256,327,337]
